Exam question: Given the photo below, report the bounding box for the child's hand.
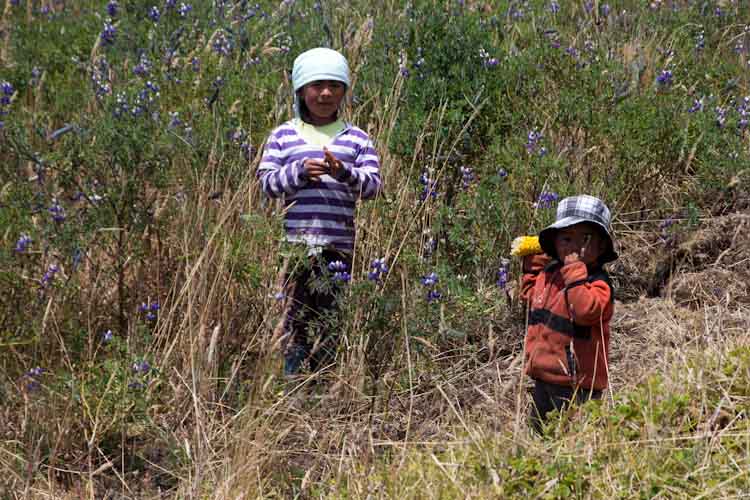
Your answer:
[303,159,329,181]
[563,252,580,265]
[323,147,343,178]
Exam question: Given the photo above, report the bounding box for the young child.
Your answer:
[516,195,618,433]
[257,47,382,377]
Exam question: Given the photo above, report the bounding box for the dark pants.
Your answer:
[529,379,602,434]
[283,250,349,376]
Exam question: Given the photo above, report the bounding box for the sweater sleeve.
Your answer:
[520,254,551,302]
[332,136,382,200]
[256,134,309,198]
[560,261,613,326]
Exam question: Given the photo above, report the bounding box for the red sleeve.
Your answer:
[519,254,551,302]
[560,261,612,325]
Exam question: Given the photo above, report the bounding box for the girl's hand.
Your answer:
[323,148,343,178]
[303,159,329,181]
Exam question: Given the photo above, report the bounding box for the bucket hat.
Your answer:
[538,195,618,263]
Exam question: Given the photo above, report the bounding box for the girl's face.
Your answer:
[553,222,607,266]
[300,80,346,125]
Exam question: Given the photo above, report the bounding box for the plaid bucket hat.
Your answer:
[538,195,618,264]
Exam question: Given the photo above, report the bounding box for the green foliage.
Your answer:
[2,0,750,496]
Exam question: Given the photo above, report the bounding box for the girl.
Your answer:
[257,47,382,376]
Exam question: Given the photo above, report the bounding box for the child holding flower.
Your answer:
[257,47,382,376]
[512,195,618,433]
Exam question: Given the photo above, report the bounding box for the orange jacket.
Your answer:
[520,254,614,390]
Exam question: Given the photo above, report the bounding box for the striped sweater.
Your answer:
[257,120,381,252]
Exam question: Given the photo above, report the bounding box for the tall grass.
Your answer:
[1,0,750,497]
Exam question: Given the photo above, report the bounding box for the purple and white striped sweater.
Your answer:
[257,120,382,252]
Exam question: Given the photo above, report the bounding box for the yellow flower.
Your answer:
[511,236,542,257]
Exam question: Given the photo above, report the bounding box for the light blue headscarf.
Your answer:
[291,47,350,117]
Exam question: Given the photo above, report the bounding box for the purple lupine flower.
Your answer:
[688,98,704,113]
[145,80,160,93]
[549,1,560,13]
[656,70,673,86]
[168,111,182,129]
[15,234,32,253]
[371,258,389,274]
[534,191,559,209]
[244,56,261,69]
[91,72,111,99]
[143,300,160,320]
[419,171,438,200]
[148,6,160,22]
[132,360,151,374]
[525,129,546,156]
[497,259,510,289]
[328,260,348,273]
[1,81,14,102]
[272,291,285,301]
[659,217,676,244]
[426,290,442,302]
[332,271,351,283]
[24,367,44,392]
[165,0,177,8]
[497,168,508,180]
[133,55,152,77]
[30,67,42,85]
[478,48,498,69]
[113,92,129,118]
[48,200,65,222]
[423,237,437,257]
[715,106,728,128]
[100,21,116,45]
[420,272,439,287]
[178,3,192,16]
[191,57,201,72]
[212,31,232,55]
[368,258,389,282]
[107,0,118,16]
[738,97,749,131]
[102,329,114,343]
[139,300,159,315]
[600,3,610,16]
[460,166,474,188]
[40,264,59,287]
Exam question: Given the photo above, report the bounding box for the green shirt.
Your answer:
[294,118,346,147]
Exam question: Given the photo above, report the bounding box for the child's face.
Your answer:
[553,222,607,266]
[300,80,346,125]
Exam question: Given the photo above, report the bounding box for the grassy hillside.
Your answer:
[1,0,749,497]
